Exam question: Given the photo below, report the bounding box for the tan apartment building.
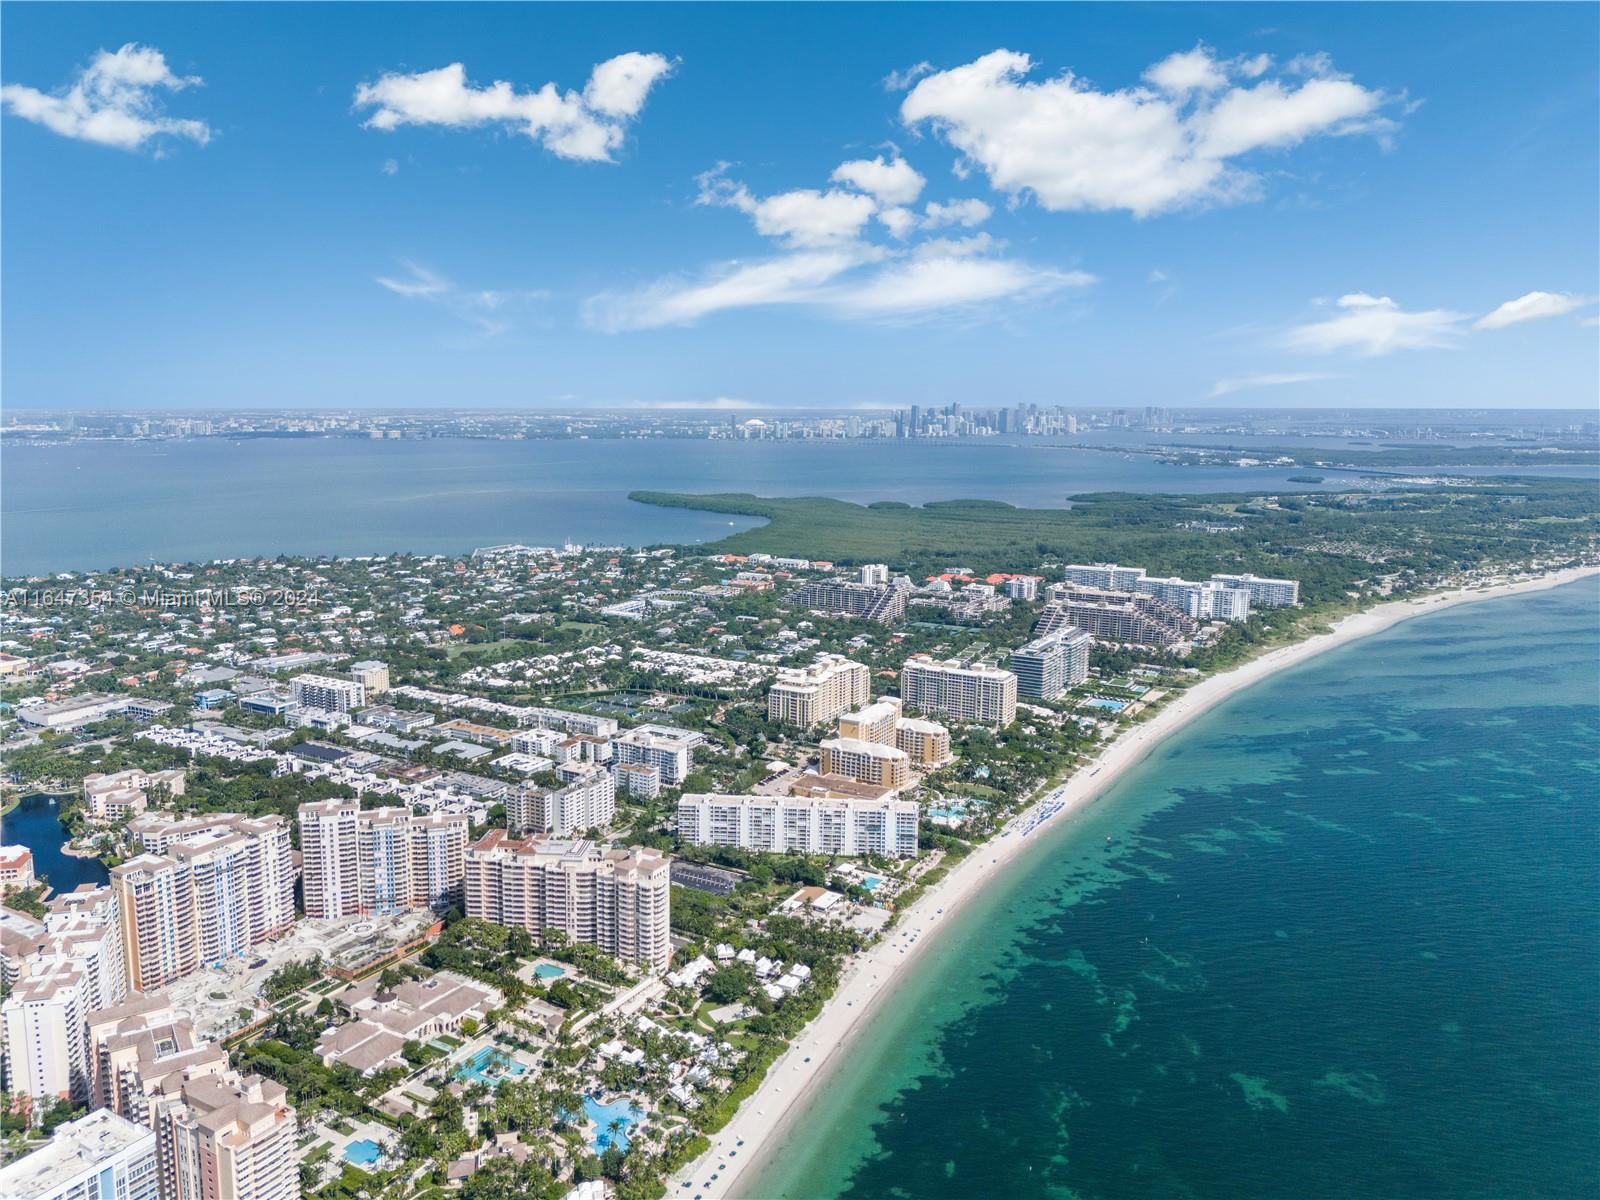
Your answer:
[463,832,671,972]
[766,654,870,727]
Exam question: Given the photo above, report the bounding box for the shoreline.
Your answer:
[675,565,1597,1200]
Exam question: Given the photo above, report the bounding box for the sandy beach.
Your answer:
[672,565,1597,1200]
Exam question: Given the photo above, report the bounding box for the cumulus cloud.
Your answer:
[1282,293,1466,356]
[1474,290,1598,331]
[922,198,993,228]
[900,46,1396,216]
[593,155,1084,330]
[376,261,547,335]
[353,52,673,161]
[1209,371,1336,398]
[697,166,879,248]
[830,154,925,205]
[1,43,212,152]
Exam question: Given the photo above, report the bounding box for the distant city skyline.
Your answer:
[2,3,1596,410]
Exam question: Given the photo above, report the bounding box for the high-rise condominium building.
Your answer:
[463,833,671,972]
[1037,587,1194,648]
[109,817,293,993]
[1209,572,1301,607]
[348,660,391,695]
[899,656,1018,727]
[86,993,227,1124]
[818,738,910,789]
[837,697,953,768]
[1063,563,1254,622]
[857,563,890,586]
[158,1071,299,1200]
[297,800,469,918]
[288,673,366,714]
[0,1109,160,1200]
[508,767,616,837]
[1009,626,1094,700]
[1,887,129,1105]
[678,793,921,859]
[767,655,871,726]
[790,579,906,623]
[612,724,702,786]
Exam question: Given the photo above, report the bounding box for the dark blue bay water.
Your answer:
[1,437,1377,575]
[752,580,1600,1199]
[3,793,109,893]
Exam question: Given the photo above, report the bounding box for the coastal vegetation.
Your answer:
[630,477,1598,599]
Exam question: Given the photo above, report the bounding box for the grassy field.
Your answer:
[631,478,1598,604]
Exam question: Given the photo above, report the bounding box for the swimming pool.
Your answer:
[533,963,566,980]
[584,1095,642,1153]
[1083,698,1127,712]
[344,1139,383,1166]
[456,1047,527,1086]
[861,876,882,891]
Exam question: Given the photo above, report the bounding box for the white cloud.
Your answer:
[1,43,212,152]
[1144,45,1230,96]
[830,154,925,205]
[834,247,1092,318]
[1209,371,1336,398]
[1282,293,1467,356]
[697,166,878,248]
[1474,291,1598,331]
[583,235,1088,331]
[598,142,1087,330]
[376,261,546,335]
[922,198,993,228]
[900,47,1395,216]
[883,62,934,92]
[584,247,876,331]
[583,51,676,118]
[381,158,399,175]
[353,52,673,162]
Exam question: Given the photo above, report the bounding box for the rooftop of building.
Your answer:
[0,1110,155,1198]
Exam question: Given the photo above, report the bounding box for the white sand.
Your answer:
[672,566,1597,1200]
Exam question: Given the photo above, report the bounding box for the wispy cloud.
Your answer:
[353,52,675,162]
[588,157,1087,330]
[1209,371,1337,398]
[375,261,547,336]
[1,43,212,152]
[1475,290,1597,331]
[1281,293,1466,356]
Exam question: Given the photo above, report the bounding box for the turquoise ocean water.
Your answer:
[750,580,1599,1199]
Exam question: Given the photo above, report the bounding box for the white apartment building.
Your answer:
[0,1109,160,1200]
[612,724,702,786]
[508,767,617,837]
[297,800,469,918]
[1210,572,1301,607]
[766,655,871,726]
[1,964,91,1103]
[678,793,921,859]
[858,563,890,586]
[899,656,1018,726]
[83,770,185,822]
[1,887,130,1106]
[1062,562,1259,621]
[463,832,672,971]
[288,673,366,714]
[818,737,910,790]
[1009,626,1094,700]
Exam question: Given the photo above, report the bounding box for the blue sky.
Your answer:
[3,3,1596,411]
